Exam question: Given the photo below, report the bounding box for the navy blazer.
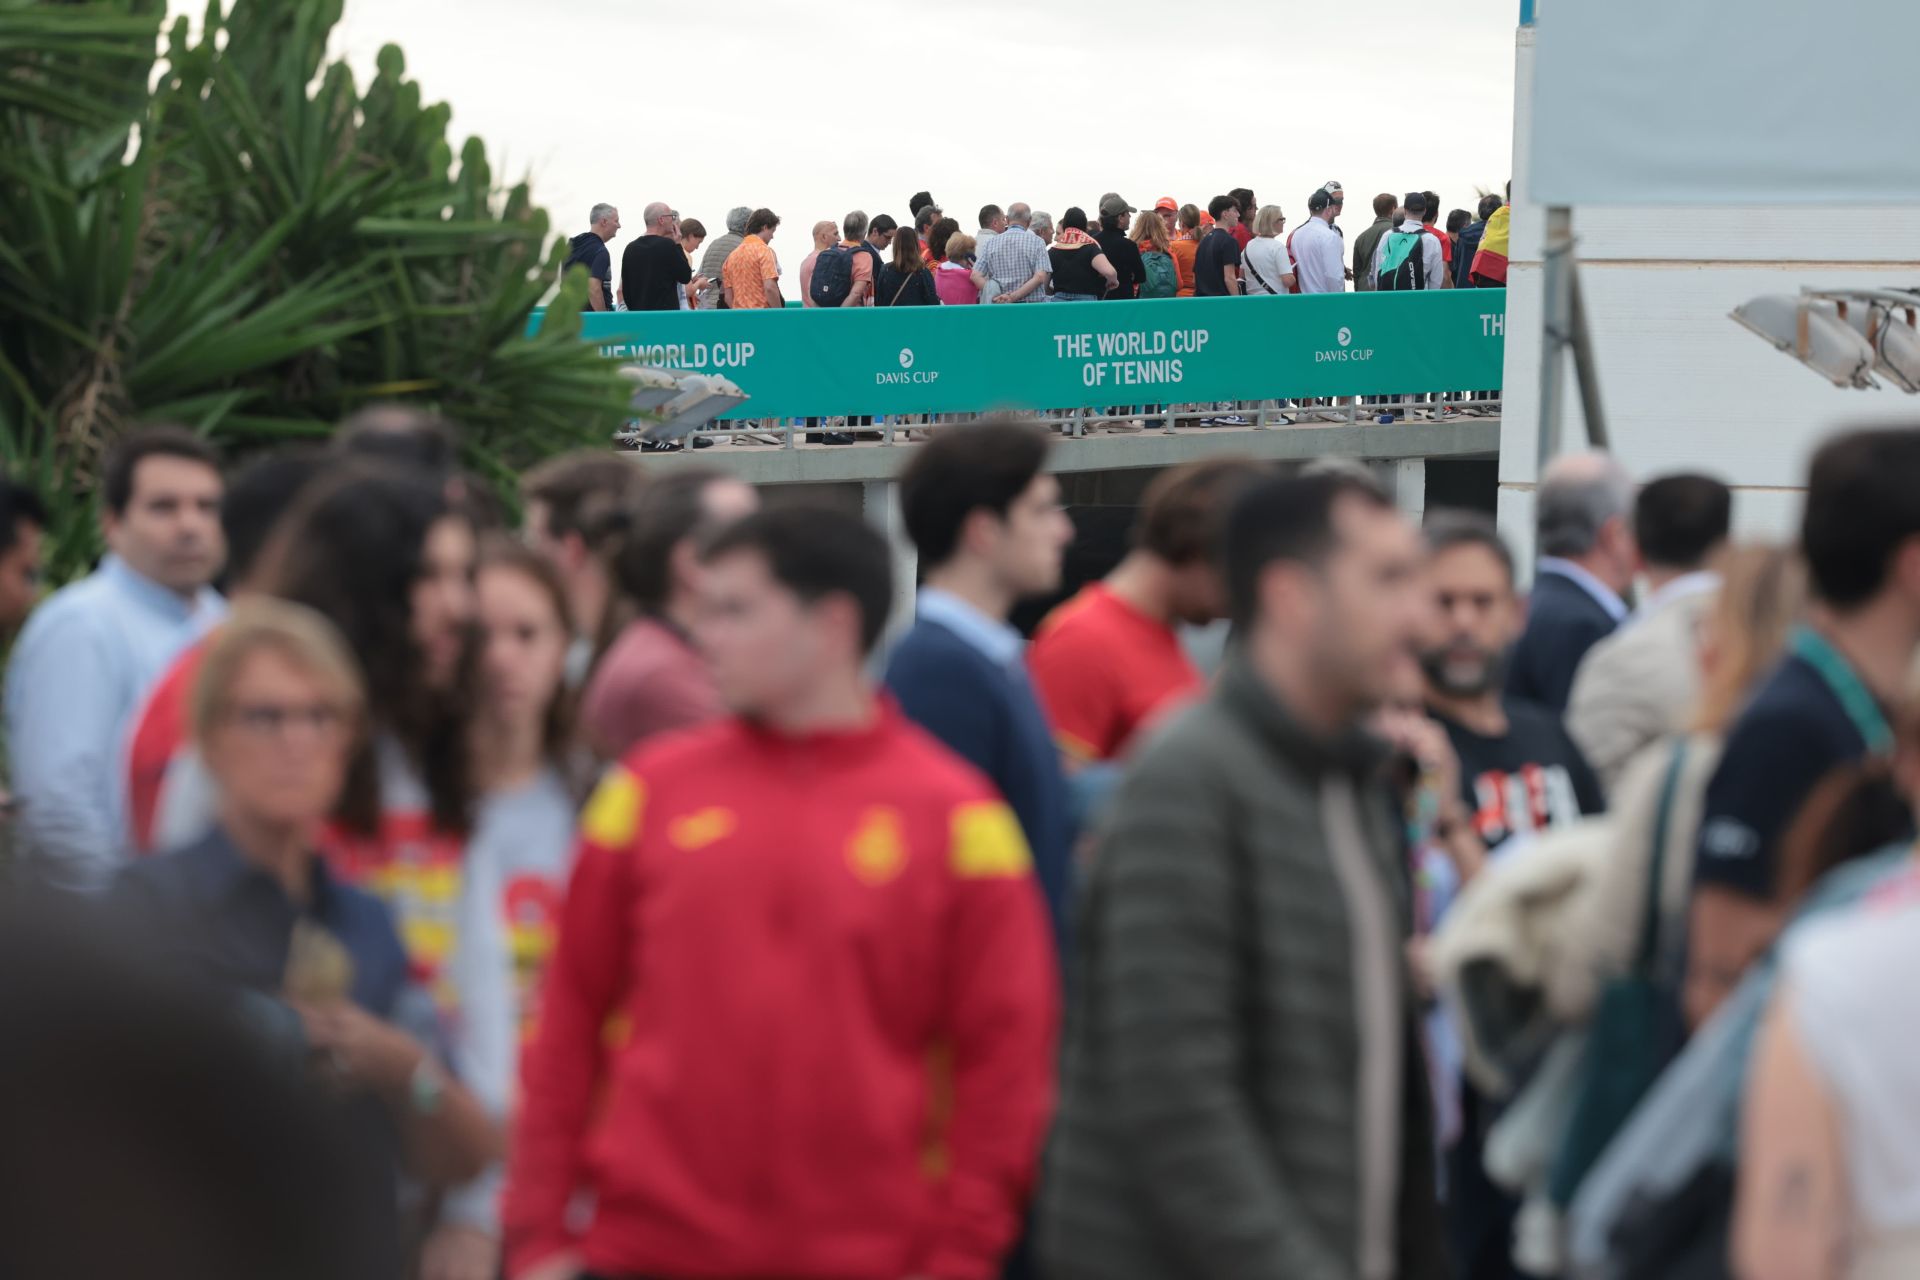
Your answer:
[1506,568,1621,714]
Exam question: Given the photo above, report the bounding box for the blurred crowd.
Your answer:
[1,413,1917,1280]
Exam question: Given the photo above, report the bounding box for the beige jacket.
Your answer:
[1565,580,1716,794]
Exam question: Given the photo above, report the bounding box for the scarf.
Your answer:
[1052,227,1099,250]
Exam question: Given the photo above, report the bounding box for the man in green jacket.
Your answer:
[1041,467,1448,1280]
[1351,193,1400,293]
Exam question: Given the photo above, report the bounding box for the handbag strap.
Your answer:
[1243,242,1276,294]
[1634,739,1689,977]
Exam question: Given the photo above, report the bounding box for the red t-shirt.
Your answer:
[1026,583,1204,763]
[1424,224,1453,264]
[125,637,209,855]
[1230,223,1254,252]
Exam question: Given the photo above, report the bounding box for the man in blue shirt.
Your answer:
[884,420,1076,948]
[1506,450,1637,712]
[7,426,227,890]
[564,202,620,312]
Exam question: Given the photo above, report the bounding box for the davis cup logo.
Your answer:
[877,346,939,385]
[898,348,915,369]
[1314,325,1373,364]
[1336,326,1353,348]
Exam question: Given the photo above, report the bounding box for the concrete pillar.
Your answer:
[1374,458,1427,524]
[861,479,918,648]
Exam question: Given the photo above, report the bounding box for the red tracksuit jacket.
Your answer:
[502,704,1059,1279]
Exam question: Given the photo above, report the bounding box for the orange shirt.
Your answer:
[1026,583,1204,762]
[722,235,779,308]
[1169,237,1199,297]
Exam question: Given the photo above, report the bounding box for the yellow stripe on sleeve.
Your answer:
[580,768,645,850]
[948,800,1033,879]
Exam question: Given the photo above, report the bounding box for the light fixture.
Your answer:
[1731,287,1920,391]
[615,368,750,445]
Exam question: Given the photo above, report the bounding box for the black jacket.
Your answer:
[1506,567,1622,713]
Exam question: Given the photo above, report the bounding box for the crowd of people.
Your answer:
[3,409,1918,1280]
[563,184,1513,314]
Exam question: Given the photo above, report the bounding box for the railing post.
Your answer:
[862,479,917,650]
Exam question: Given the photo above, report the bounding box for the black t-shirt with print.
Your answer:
[1433,697,1606,851]
[1193,227,1243,296]
[621,234,693,312]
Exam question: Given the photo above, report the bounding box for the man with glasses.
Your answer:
[621,201,697,313]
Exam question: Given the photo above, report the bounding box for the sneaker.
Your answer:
[1207,414,1251,427]
[1315,410,1349,423]
[1436,407,1462,421]
[639,439,679,453]
[823,432,856,446]
[1096,418,1144,433]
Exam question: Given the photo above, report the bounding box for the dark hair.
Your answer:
[1421,191,1439,223]
[978,203,1003,229]
[1228,187,1256,217]
[258,465,475,836]
[702,506,893,656]
[915,205,941,236]
[927,217,960,261]
[909,191,935,217]
[614,467,737,615]
[891,226,930,274]
[869,213,899,236]
[679,218,707,241]
[1225,470,1393,628]
[745,208,779,236]
[522,451,644,546]
[899,420,1051,569]
[1634,473,1731,571]
[1373,192,1397,217]
[1446,209,1472,235]
[1136,458,1265,567]
[1061,206,1090,233]
[1307,189,1333,214]
[0,477,49,556]
[477,538,577,771]
[1207,194,1238,221]
[1478,193,1505,220]
[102,426,221,516]
[1801,426,1920,608]
[221,450,333,588]
[1423,508,1516,585]
[1403,191,1428,216]
[333,405,462,476]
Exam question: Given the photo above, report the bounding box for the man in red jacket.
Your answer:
[504,505,1059,1280]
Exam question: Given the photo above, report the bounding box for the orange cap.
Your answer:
[1154,196,1178,212]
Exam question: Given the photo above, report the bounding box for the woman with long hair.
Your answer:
[1132,210,1177,299]
[1048,206,1118,302]
[430,541,583,1280]
[874,225,940,306]
[1169,203,1203,297]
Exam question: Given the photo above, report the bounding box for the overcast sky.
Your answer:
[187,0,1521,246]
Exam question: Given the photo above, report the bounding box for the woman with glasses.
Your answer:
[116,599,499,1280]
[1242,205,1297,296]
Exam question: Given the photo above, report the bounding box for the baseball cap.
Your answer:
[1199,210,1215,226]
[1323,181,1344,200]
[1154,196,1178,212]
[1307,189,1333,213]
[1099,194,1137,220]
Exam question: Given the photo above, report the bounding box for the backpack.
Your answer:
[1376,229,1427,292]
[809,244,858,308]
[1139,249,1177,299]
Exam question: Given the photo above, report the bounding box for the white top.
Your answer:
[1786,890,1920,1233]
[1242,236,1295,296]
[1290,216,1347,294]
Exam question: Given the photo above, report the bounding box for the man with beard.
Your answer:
[1416,511,1604,1280]
[1418,511,1604,851]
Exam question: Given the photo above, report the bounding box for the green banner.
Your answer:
[553,290,1505,419]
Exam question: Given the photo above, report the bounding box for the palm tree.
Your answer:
[0,0,631,579]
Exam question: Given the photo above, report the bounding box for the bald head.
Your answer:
[1537,450,1639,590]
[1006,203,1032,227]
[811,220,839,251]
[642,202,676,234]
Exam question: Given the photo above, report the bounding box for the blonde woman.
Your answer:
[1131,211,1177,299]
[1242,205,1297,296]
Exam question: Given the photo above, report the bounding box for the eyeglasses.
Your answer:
[225,702,348,739]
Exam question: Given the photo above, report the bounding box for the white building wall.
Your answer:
[1497,23,1920,579]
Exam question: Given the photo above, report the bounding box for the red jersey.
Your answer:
[124,638,208,854]
[1026,583,1203,763]
[1423,224,1453,264]
[502,703,1057,1280]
